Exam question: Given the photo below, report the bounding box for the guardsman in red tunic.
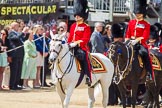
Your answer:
[67,0,92,86]
[125,0,154,80]
[148,25,159,50]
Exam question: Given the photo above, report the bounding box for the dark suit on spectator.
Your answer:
[7,31,24,90]
[89,31,105,53]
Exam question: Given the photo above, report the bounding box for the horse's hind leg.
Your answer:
[100,81,109,108]
[88,87,95,108]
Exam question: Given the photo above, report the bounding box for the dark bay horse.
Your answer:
[143,49,162,108]
[108,41,159,108]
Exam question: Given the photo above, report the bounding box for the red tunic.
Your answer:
[159,45,162,53]
[68,22,92,80]
[68,22,91,51]
[148,44,154,49]
[148,44,162,53]
[126,19,155,79]
[125,19,150,48]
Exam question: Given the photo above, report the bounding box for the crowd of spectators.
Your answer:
[0,19,68,90]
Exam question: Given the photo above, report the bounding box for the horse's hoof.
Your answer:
[140,101,147,106]
[126,104,131,107]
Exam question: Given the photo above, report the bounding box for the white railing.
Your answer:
[0,0,129,13]
[67,0,128,13]
[113,0,128,12]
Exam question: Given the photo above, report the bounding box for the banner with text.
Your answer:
[0,2,59,26]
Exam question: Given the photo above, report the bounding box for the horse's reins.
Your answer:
[57,52,74,78]
[56,52,74,95]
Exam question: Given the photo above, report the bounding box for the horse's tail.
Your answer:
[94,83,102,98]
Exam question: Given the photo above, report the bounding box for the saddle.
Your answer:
[76,54,107,73]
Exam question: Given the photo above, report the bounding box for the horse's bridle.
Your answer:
[50,40,74,80]
[50,39,63,56]
[108,42,133,84]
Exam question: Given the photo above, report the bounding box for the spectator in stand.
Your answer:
[51,24,57,35]
[33,25,48,88]
[0,29,9,90]
[21,29,37,90]
[17,19,26,32]
[57,26,64,35]
[89,22,105,53]
[19,26,30,42]
[7,22,24,90]
[40,26,51,87]
[17,25,30,87]
[4,25,11,33]
[50,24,58,39]
[102,24,113,54]
[58,21,69,41]
[28,20,34,28]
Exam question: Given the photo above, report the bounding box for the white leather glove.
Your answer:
[69,42,77,48]
[69,40,83,48]
[125,38,129,42]
[130,39,138,45]
[152,47,159,50]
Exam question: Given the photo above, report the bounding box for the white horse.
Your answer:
[49,36,114,108]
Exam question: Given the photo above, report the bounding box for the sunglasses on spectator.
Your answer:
[59,29,64,32]
[1,33,6,35]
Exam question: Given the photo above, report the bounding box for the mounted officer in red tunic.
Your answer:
[125,0,154,80]
[67,0,92,86]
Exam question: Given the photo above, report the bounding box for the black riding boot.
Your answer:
[85,77,91,86]
[139,45,153,81]
[78,51,91,86]
[82,58,91,86]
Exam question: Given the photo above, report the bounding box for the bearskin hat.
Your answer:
[149,25,159,42]
[73,0,89,20]
[154,22,162,31]
[111,23,124,38]
[134,0,147,16]
[154,22,162,38]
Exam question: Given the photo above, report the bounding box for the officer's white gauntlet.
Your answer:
[130,39,138,45]
[69,42,77,48]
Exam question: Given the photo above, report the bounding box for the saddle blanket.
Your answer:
[76,55,107,73]
[138,53,162,71]
[150,53,162,71]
